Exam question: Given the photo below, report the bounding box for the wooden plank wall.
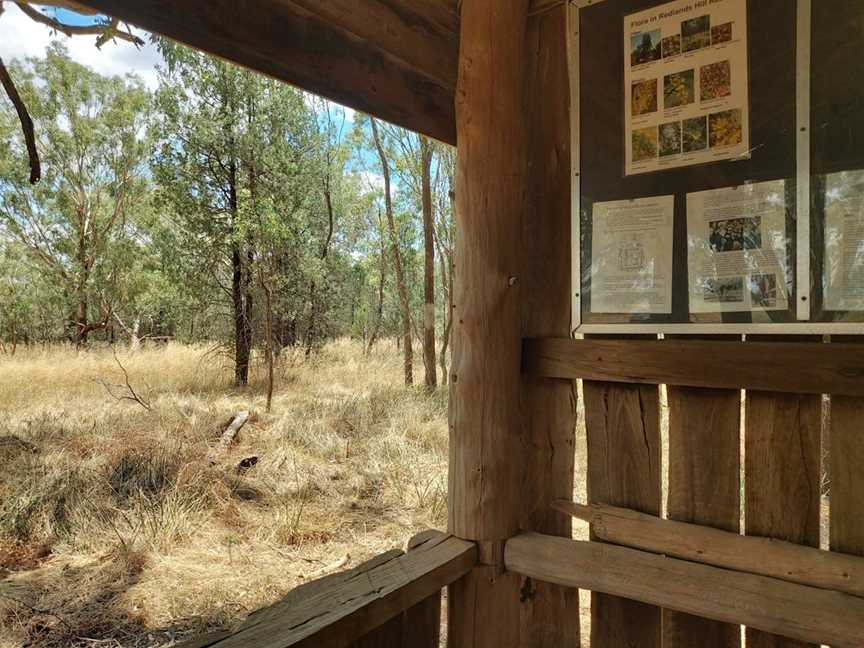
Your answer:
[575,336,860,648]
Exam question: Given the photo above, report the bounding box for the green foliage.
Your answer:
[0,39,456,375]
[0,43,152,343]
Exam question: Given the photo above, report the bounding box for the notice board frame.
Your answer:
[568,0,864,335]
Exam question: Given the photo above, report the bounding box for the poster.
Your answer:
[590,195,674,313]
[624,0,750,176]
[824,170,864,311]
[687,180,789,313]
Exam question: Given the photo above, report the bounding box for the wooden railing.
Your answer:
[504,505,864,646]
[179,530,476,648]
[518,336,864,647]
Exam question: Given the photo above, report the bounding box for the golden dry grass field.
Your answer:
[0,340,452,647]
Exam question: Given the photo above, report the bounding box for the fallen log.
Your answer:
[208,411,250,465]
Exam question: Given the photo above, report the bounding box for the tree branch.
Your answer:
[0,56,40,183]
[14,3,144,47]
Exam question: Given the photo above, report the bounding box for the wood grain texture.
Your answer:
[504,533,864,647]
[72,0,458,143]
[553,502,864,597]
[518,4,579,647]
[447,2,529,644]
[583,343,662,648]
[523,337,864,395]
[447,566,521,648]
[448,0,528,542]
[352,614,403,648]
[745,342,822,648]
[830,338,864,561]
[664,335,742,648]
[177,532,475,648]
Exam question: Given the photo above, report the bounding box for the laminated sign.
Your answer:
[624,0,750,176]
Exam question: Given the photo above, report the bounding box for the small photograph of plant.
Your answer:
[664,69,695,109]
[630,30,662,66]
[712,22,733,44]
[659,121,682,157]
[662,34,682,58]
[631,78,658,116]
[701,60,731,101]
[632,126,658,162]
[683,116,708,152]
[682,15,711,52]
[709,108,743,147]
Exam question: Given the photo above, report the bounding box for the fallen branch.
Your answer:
[301,553,350,581]
[207,411,250,465]
[95,349,152,411]
[0,56,39,183]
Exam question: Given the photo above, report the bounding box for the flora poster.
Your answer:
[623,0,750,175]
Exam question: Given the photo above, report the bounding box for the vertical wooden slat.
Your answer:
[745,338,821,648]
[404,532,443,648]
[518,3,580,647]
[663,387,742,647]
[830,337,864,586]
[584,346,662,648]
[664,336,742,648]
[828,391,864,648]
[401,592,441,648]
[353,614,403,648]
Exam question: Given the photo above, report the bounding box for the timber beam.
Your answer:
[523,337,864,395]
[69,0,459,143]
[555,501,864,598]
[505,532,864,647]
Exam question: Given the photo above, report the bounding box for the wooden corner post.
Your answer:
[448,0,530,646]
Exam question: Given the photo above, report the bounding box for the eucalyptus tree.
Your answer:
[368,117,414,385]
[152,40,322,385]
[0,43,151,345]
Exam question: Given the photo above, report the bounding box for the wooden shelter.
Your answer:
[70,0,864,646]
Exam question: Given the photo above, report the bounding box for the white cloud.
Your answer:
[0,4,162,89]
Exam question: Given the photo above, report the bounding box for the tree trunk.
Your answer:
[306,172,337,356]
[367,213,387,354]
[370,118,413,385]
[261,271,275,412]
[420,136,437,389]
[232,242,250,386]
[230,158,251,387]
[73,299,88,346]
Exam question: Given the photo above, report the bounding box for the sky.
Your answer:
[0,4,163,88]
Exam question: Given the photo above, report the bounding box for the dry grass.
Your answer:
[0,340,447,647]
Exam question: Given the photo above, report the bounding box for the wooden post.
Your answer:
[518,4,580,647]
[448,0,529,645]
